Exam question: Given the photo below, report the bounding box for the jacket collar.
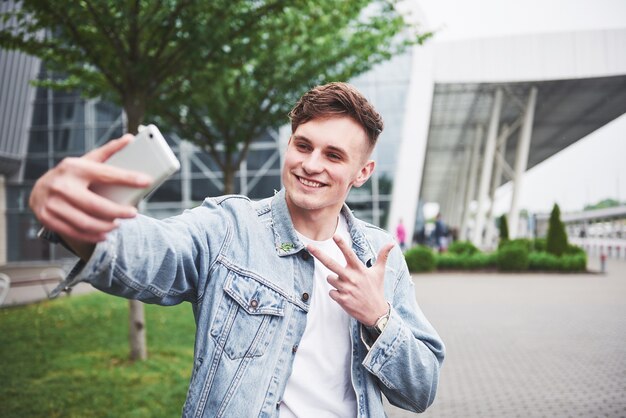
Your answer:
[270,189,375,265]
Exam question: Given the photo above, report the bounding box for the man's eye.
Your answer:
[328,153,341,160]
[296,143,309,150]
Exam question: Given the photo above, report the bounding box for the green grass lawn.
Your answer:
[0,292,196,418]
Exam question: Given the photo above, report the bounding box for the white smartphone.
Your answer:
[91,124,181,206]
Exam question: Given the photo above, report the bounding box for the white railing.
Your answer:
[570,237,626,259]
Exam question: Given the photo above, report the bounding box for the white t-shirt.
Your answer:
[280,215,357,418]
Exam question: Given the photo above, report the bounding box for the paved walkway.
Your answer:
[386,258,626,417]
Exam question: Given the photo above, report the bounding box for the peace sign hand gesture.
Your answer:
[307,235,395,327]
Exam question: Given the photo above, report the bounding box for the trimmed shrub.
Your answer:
[436,253,466,270]
[497,244,529,271]
[405,245,436,273]
[566,243,585,256]
[436,252,497,270]
[529,251,587,272]
[534,238,547,252]
[499,238,533,251]
[499,214,509,241]
[528,251,560,271]
[448,240,479,256]
[559,253,587,272]
[546,203,568,256]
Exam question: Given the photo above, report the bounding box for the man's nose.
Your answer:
[302,152,324,174]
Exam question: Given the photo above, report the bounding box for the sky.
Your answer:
[417,0,626,215]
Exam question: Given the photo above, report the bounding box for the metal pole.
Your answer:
[472,88,503,247]
[509,87,538,238]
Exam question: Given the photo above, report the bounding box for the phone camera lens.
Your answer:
[149,134,153,139]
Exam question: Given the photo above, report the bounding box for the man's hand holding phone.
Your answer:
[31,125,180,260]
[29,135,152,247]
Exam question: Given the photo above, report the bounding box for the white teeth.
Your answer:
[299,177,323,188]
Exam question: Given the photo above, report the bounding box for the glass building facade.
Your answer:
[5,52,412,263]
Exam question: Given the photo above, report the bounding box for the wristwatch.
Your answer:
[367,303,391,336]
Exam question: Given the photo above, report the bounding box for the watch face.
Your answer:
[376,316,389,333]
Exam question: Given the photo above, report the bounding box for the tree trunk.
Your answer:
[124,101,148,361]
[223,157,235,195]
[129,299,147,360]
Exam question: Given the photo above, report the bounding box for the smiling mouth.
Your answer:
[296,175,326,188]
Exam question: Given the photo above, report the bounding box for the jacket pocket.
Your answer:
[210,270,285,360]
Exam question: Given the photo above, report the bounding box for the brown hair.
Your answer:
[288,82,384,147]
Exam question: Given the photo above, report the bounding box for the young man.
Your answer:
[30,82,444,417]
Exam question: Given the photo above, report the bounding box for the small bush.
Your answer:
[528,251,587,272]
[404,245,436,273]
[466,253,498,269]
[528,251,560,271]
[499,214,509,241]
[499,238,533,251]
[566,243,585,256]
[534,238,546,252]
[547,203,568,256]
[435,252,466,270]
[448,240,479,256]
[435,252,497,270]
[559,253,587,272]
[497,244,529,271]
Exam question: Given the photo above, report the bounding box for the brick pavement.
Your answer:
[386,258,626,418]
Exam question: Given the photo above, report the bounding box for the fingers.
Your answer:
[84,135,134,162]
[64,190,138,220]
[374,242,395,270]
[61,157,152,187]
[47,196,121,235]
[332,234,363,268]
[38,207,109,244]
[307,244,345,275]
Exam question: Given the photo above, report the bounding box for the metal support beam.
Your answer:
[485,124,510,248]
[460,124,484,241]
[472,89,503,246]
[455,142,473,229]
[509,87,538,238]
[449,155,467,228]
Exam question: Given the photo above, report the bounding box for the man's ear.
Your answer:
[353,160,375,187]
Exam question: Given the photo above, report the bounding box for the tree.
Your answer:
[546,203,568,256]
[1,0,429,361]
[153,1,431,194]
[584,198,621,211]
[0,0,285,361]
[499,214,509,242]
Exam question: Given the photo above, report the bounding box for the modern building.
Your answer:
[1,2,626,266]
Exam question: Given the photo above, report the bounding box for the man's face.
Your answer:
[282,116,375,220]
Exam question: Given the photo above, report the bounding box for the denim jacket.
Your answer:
[50,189,445,417]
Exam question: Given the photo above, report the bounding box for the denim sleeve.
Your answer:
[60,203,227,306]
[361,248,445,413]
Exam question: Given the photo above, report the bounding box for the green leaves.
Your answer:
[1,0,431,192]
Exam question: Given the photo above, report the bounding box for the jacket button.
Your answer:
[292,344,298,353]
[249,299,258,309]
[301,292,310,302]
[301,251,310,261]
